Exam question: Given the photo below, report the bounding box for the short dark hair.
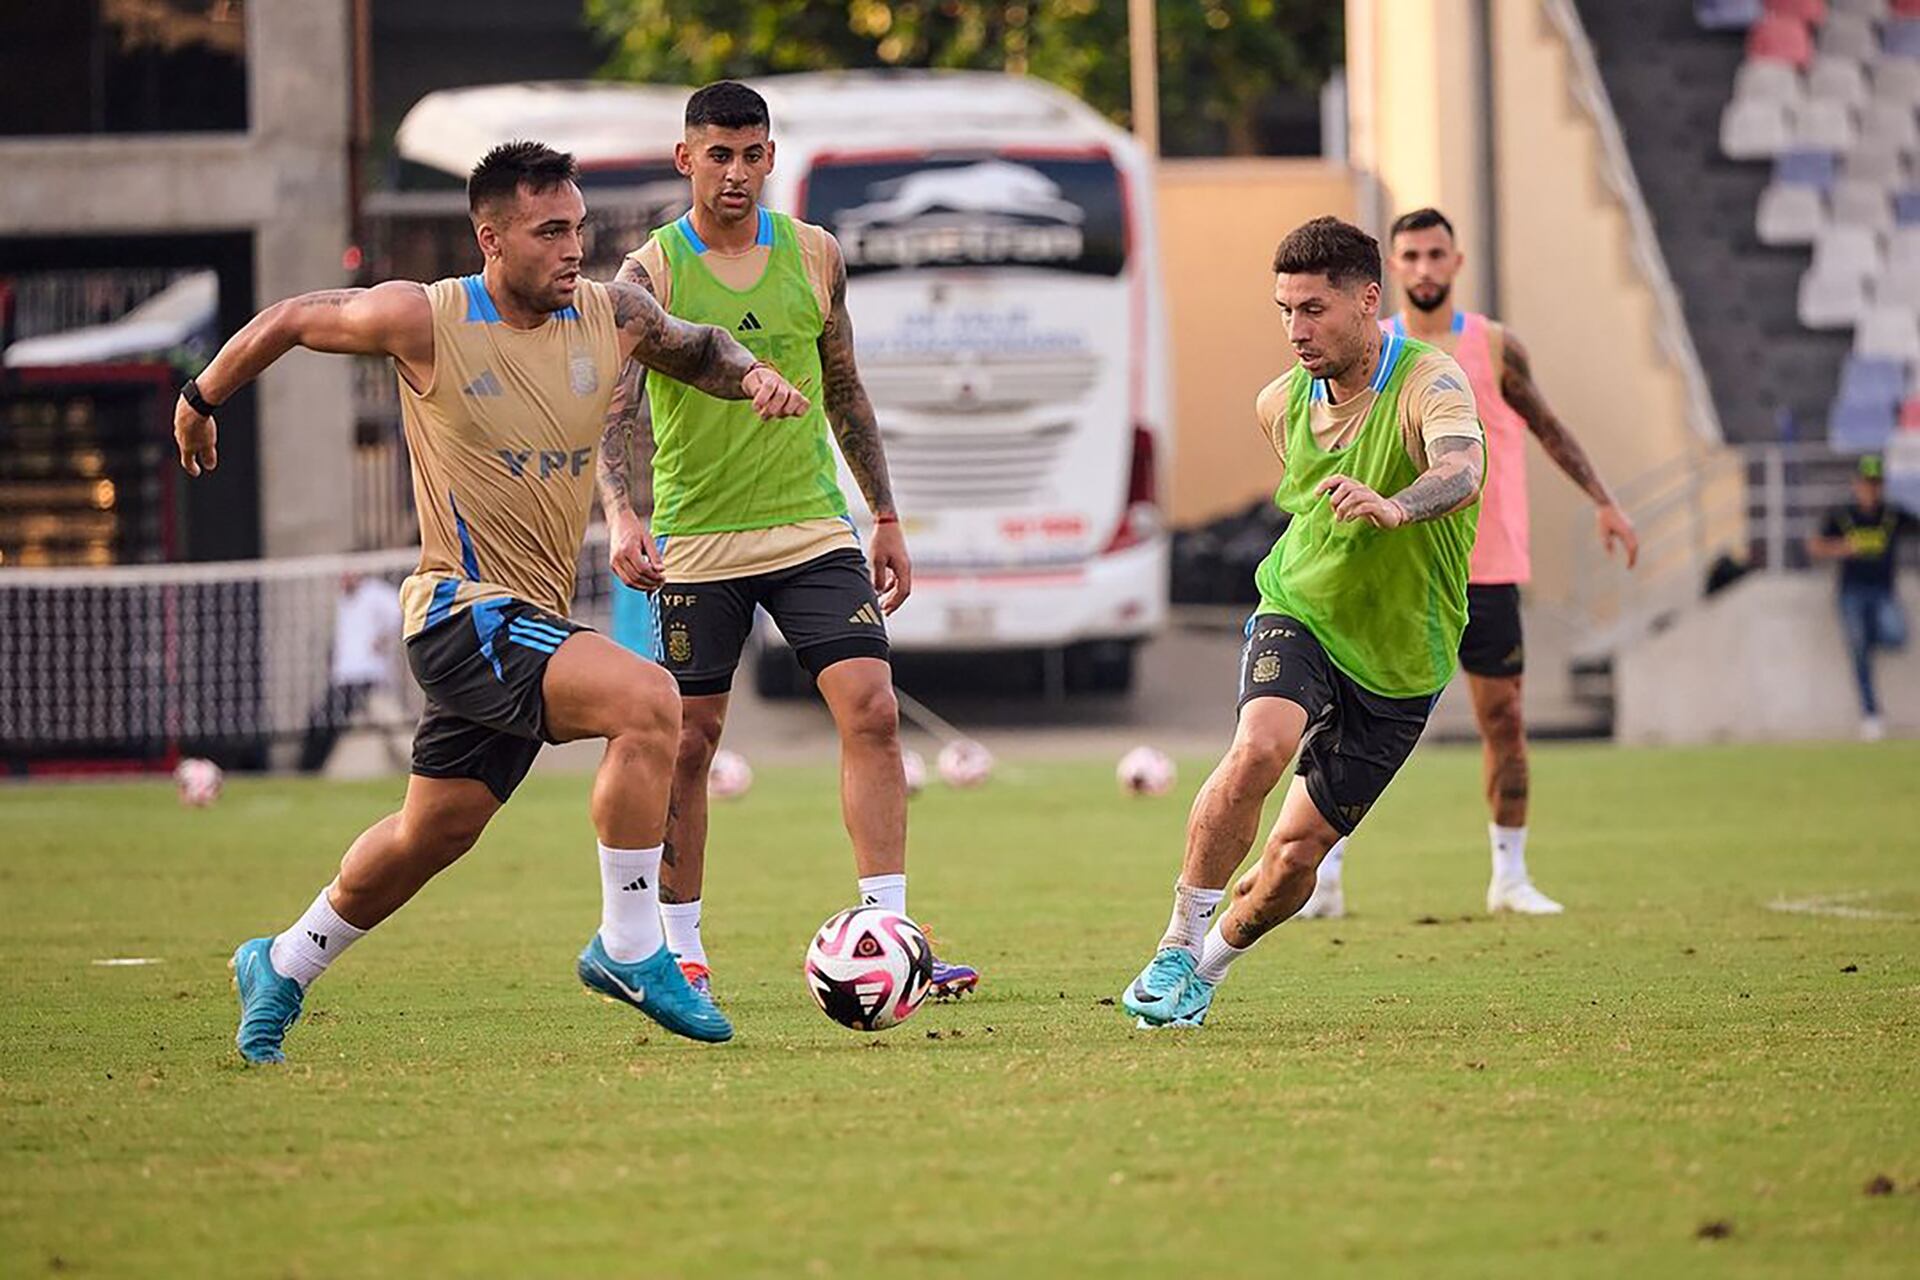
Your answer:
[467,140,578,217]
[685,81,770,132]
[1271,216,1381,289]
[1389,207,1456,242]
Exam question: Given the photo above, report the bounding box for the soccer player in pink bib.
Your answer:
[1302,207,1639,918]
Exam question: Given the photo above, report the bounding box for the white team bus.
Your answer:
[391,71,1170,694]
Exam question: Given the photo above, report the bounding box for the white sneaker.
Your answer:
[1861,715,1886,742]
[1487,879,1564,915]
[1297,876,1345,919]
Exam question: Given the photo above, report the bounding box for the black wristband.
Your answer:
[181,377,221,417]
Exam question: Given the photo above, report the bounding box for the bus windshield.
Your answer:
[804,153,1127,278]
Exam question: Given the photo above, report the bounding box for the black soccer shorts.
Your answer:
[1457,583,1525,679]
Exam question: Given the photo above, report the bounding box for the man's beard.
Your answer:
[1407,282,1452,314]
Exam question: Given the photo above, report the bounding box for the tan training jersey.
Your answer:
[622,217,859,582]
[398,275,625,635]
[1255,345,1481,476]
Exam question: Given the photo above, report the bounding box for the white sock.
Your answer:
[1194,920,1249,984]
[1490,824,1529,885]
[857,873,907,916]
[1319,837,1347,883]
[660,899,707,968]
[1158,881,1226,957]
[598,842,666,962]
[269,887,368,990]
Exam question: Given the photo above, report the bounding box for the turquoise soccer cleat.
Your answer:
[231,936,303,1064]
[577,935,733,1044]
[1153,971,1216,1028]
[1120,946,1197,1024]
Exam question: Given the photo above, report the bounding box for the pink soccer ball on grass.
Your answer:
[708,748,753,800]
[936,739,994,789]
[1117,745,1176,796]
[803,906,935,1032]
[173,757,224,808]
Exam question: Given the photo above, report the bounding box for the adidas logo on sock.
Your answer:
[461,369,504,398]
[862,895,878,906]
[848,603,882,626]
[736,311,763,332]
[306,930,328,950]
[622,876,649,892]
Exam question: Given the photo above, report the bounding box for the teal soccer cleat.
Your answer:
[1151,971,1216,1029]
[231,937,303,1064]
[577,935,733,1043]
[1120,946,1197,1024]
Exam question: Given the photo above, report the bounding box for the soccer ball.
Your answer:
[937,739,994,788]
[173,757,223,807]
[901,747,928,797]
[709,748,753,800]
[1117,745,1176,796]
[803,906,935,1032]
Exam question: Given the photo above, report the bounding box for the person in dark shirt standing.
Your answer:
[1810,455,1916,740]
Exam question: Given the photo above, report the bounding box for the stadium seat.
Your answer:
[1832,0,1890,18]
[1766,0,1826,18]
[1896,189,1920,222]
[1833,177,1896,231]
[1898,0,1920,15]
[1820,14,1883,60]
[1814,221,1884,274]
[1809,55,1871,108]
[1758,181,1828,241]
[1901,395,1920,428]
[1839,354,1909,404]
[1871,57,1920,103]
[1775,147,1841,187]
[1890,225,1920,265]
[1829,399,1898,447]
[1879,251,1920,299]
[1749,15,1817,67]
[1735,57,1805,102]
[1699,0,1768,26]
[1799,267,1871,325]
[1794,98,1860,149]
[1843,139,1907,185]
[1886,18,1920,56]
[1856,302,1920,357]
[1857,99,1920,149]
[1723,97,1796,157]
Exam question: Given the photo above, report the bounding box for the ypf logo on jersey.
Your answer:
[568,345,598,397]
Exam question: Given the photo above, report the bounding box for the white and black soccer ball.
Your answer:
[1117,745,1176,796]
[900,747,928,798]
[173,757,224,808]
[709,748,753,800]
[937,739,994,789]
[803,906,935,1032]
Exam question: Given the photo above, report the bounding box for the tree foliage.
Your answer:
[584,0,1341,156]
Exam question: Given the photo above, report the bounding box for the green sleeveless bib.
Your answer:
[648,210,847,535]
[1252,336,1478,698]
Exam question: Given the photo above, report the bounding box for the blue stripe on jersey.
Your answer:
[676,214,709,255]
[555,305,581,321]
[1452,310,1467,334]
[509,622,571,645]
[471,598,509,679]
[1370,333,1402,393]
[756,207,774,247]
[448,492,481,580]
[507,633,559,654]
[609,580,661,662]
[1391,314,1407,336]
[461,275,502,324]
[426,577,460,628]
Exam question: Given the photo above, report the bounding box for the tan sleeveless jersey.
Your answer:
[397,275,624,636]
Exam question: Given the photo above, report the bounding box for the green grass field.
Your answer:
[3,741,1918,1277]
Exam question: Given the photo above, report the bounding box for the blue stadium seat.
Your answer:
[1773,147,1839,189]
[1895,190,1920,224]
[1886,18,1920,57]
[1839,355,1909,405]
[1829,400,1897,449]
[1698,0,1766,29]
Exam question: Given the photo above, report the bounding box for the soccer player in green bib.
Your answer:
[598,82,977,1005]
[1121,217,1485,1028]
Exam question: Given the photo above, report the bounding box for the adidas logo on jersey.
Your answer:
[622,875,649,892]
[462,370,504,398]
[306,930,328,950]
[848,603,882,626]
[736,311,763,332]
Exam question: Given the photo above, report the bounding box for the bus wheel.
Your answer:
[1065,640,1136,695]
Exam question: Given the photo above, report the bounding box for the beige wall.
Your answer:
[1155,158,1357,525]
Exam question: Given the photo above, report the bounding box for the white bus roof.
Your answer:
[394,71,1138,181]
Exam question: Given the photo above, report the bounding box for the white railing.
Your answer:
[1540,0,1726,446]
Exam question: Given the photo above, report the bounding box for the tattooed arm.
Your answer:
[596,258,656,523]
[1318,437,1485,529]
[818,236,911,612]
[1501,329,1638,566]
[607,279,808,418]
[175,281,432,476]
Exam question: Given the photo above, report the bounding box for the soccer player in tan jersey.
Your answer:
[171,141,808,1063]
[597,82,976,1002]
[1300,206,1640,919]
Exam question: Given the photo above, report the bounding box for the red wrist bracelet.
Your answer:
[875,513,899,526]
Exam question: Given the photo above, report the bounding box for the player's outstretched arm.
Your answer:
[173,282,432,476]
[598,258,663,590]
[1502,329,1639,568]
[607,279,808,420]
[1317,438,1485,529]
[817,235,911,612]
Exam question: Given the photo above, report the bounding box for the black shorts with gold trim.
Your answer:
[1458,583,1525,679]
